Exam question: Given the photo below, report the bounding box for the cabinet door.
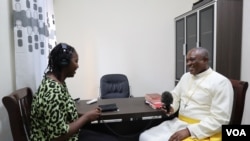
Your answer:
[175,13,197,82]
[186,13,197,51]
[175,18,185,81]
[185,13,197,74]
[199,5,214,68]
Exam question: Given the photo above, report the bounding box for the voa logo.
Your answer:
[226,129,246,136]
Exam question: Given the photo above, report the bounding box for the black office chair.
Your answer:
[100,74,131,99]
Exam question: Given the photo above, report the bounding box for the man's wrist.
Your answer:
[186,127,191,137]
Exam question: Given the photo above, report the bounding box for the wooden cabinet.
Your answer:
[175,0,243,84]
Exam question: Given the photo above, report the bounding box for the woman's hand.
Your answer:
[83,108,101,122]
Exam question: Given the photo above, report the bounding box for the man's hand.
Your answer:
[161,106,174,116]
[168,128,190,141]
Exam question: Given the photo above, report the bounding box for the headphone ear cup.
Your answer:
[60,58,70,66]
[59,43,70,66]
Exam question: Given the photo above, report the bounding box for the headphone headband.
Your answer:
[61,43,68,52]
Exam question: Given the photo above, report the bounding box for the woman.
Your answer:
[30,43,118,141]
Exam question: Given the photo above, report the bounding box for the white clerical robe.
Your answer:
[139,68,234,141]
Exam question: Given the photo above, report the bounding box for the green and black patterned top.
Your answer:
[30,76,79,141]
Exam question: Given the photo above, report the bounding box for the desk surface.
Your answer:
[76,97,165,120]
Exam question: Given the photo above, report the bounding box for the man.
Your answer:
[139,47,234,141]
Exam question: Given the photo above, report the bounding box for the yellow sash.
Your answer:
[178,114,221,141]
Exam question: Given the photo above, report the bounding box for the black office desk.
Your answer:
[76,97,171,141]
[76,97,166,120]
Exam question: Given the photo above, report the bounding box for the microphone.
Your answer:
[161,91,173,112]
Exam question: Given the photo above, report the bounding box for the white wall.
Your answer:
[241,0,250,124]
[0,0,16,140]
[1,0,250,140]
[53,0,195,99]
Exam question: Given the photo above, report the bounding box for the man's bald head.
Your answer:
[186,47,209,75]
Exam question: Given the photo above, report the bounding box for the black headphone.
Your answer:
[59,43,71,66]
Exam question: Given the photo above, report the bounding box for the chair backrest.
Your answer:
[2,87,33,141]
[229,79,248,125]
[100,74,130,99]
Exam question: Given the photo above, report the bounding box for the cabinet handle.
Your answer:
[183,43,186,56]
[196,42,200,47]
